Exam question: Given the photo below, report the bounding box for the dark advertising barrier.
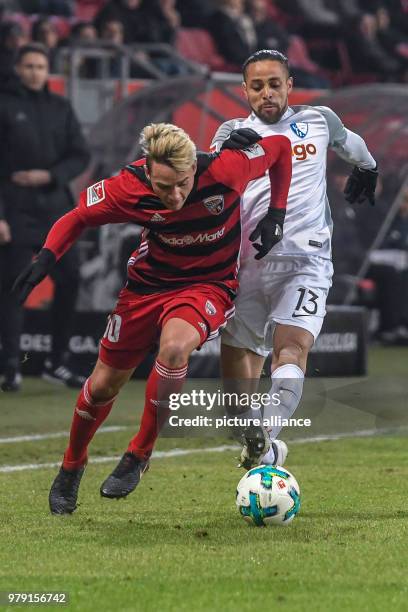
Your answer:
[10,305,367,379]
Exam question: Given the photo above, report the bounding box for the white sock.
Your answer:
[261,445,277,465]
[263,363,304,440]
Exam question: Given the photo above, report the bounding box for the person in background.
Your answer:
[31,17,60,73]
[0,43,90,391]
[65,21,99,78]
[0,21,28,81]
[176,0,215,27]
[247,0,330,88]
[94,0,146,45]
[208,0,258,68]
[367,187,408,344]
[98,18,125,77]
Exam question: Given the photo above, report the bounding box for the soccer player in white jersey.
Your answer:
[211,50,378,469]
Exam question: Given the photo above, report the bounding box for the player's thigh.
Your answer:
[159,316,201,365]
[221,343,265,380]
[222,264,271,357]
[160,284,234,348]
[100,289,160,359]
[89,357,135,400]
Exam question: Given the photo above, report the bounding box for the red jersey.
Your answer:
[44,135,291,296]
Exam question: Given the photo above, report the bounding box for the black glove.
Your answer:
[344,165,378,206]
[221,128,261,151]
[249,209,285,260]
[12,248,56,304]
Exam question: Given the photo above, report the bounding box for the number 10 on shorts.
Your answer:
[103,314,122,343]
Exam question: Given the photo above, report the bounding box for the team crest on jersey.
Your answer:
[203,195,224,215]
[87,180,105,206]
[290,122,308,139]
[205,300,217,316]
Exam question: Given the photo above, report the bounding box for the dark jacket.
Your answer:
[208,9,257,67]
[0,77,90,245]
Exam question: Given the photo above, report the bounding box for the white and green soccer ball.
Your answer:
[236,465,301,526]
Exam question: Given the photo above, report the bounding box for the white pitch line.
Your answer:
[0,445,238,473]
[0,425,127,445]
[0,427,399,474]
[290,427,395,444]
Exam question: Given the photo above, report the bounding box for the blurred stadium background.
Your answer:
[1,0,408,379]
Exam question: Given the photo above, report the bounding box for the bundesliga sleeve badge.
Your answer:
[87,180,105,207]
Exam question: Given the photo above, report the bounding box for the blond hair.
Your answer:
[140,122,197,173]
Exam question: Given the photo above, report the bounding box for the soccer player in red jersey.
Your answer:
[14,122,291,514]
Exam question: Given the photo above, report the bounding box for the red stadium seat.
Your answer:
[176,28,239,73]
[75,0,107,21]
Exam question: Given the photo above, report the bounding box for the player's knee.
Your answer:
[89,372,122,402]
[274,341,308,369]
[158,339,190,368]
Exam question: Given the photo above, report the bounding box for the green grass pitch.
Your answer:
[0,347,407,611]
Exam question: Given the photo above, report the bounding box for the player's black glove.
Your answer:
[249,208,285,260]
[221,128,261,150]
[344,165,378,206]
[12,248,56,304]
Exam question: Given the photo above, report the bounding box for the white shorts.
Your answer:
[222,255,333,357]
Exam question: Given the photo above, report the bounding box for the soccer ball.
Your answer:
[236,465,301,526]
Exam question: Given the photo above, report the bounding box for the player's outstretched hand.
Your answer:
[221,128,261,150]
[344,165,378,206]
[249,209,284,260]
[12,248,56,304]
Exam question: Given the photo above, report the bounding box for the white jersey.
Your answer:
[211,105,376,263]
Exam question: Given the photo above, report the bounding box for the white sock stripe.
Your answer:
[156,366,187,378]
[155,362,187,379]
[155,362,187,374]
[155,370,187,380]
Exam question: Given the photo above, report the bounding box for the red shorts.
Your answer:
[99,284,235,370]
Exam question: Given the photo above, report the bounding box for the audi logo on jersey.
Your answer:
[158,227,225,246]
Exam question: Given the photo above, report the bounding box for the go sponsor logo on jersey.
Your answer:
[158,227,225,247]
[292,142,317,161]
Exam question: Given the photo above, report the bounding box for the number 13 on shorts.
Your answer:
[292,287,324,318]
